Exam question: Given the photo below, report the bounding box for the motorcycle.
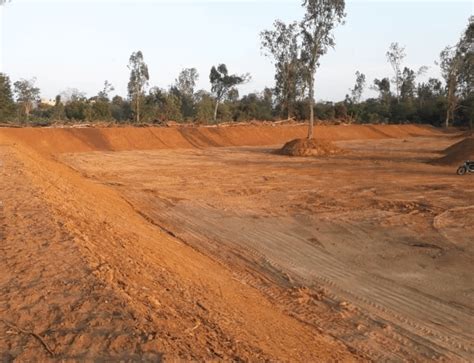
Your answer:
[457,161,474,175]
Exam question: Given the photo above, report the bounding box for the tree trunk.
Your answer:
[136,94,140,123]
[213,100,219,123]
[445,83,455,128]
[308,76,314,139]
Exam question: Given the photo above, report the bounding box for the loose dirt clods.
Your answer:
[278,138,343,156]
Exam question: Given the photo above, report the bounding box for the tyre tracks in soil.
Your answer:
[127,196,473,362]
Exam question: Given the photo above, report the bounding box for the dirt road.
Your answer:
[1,124,472,361]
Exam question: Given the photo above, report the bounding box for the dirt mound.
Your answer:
[434,137,474,165]
[278,138,342,157]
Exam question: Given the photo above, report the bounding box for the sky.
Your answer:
[0,0,472,102]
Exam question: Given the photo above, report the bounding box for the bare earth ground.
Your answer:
[0,125,473,361]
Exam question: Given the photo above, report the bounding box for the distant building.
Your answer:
[40,98,56,106]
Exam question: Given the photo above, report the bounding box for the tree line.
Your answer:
[0,0,472,129]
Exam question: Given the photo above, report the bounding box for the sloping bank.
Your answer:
[0,123,439,154]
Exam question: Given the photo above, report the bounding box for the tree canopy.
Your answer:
[209,64,250,122]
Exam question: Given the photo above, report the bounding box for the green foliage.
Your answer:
[0,73,16,121]
[98,80,114,102]
[261,21,305,119]
[159,93,183,122]
[65,98,89,121]
[128,51,149,123]
[111,95,132,122]
[210,64,250,122]
[334,102,347,119]
[300,0,346,136]
[142,87,184,123]
[386,43,406,101]
[439,17,473,127]
[194,90,215,123]
[372,78,391,104]
[400,67,416,101]
[349,71,366,103]
[91,100,112,121]
[51,95,66,121]
[314,102,335,120]
[173,68,199,120]
[235,91,274,121]
[13,78,40,121]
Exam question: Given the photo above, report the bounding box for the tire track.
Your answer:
[138,199,473,361]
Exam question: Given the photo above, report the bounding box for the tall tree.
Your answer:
[98,80,114,101]
[175,68,199,96]
[0,73,15,120]
[457,16,473,99]
[127,51,149,123]
[439,46,462,128]
[400,67,416,101]
[261,20,304,119]
[386,42,406,102]
[13,78,40,121]
[300,0,346,138]
[209,64,249,122]
[174,68,199,119]
[349,71,366,103]
[372,78,391,103]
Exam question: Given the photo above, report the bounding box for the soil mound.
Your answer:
[434,137,474,165]
[278,138,342,157]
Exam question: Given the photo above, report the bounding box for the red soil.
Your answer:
[0,123,438,154]
[434,137,474,165]
[278,138,343,156]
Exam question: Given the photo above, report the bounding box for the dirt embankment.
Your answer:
[432,137,474,165]
[0,124,439,154]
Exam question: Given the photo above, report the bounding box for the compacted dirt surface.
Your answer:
[0,124,473,361]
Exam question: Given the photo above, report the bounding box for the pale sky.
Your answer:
[1,0,472,101]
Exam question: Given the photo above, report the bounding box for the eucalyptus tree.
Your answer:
[175,68,199,97]
[98,80,114,101]
[13,78,40,120]
[349,71,366,103]
[261,20,304,119]
[372,78,391,103]
[0,73,15,120]
[300,0,346,138]
[174,68,199,118]
[439,17,473,128]
[209,64,250,122]
[457,16,473,99]
[386,43,406,102]
[127,51,149,123]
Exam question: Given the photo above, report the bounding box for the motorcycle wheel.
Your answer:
[457,167,467,175]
